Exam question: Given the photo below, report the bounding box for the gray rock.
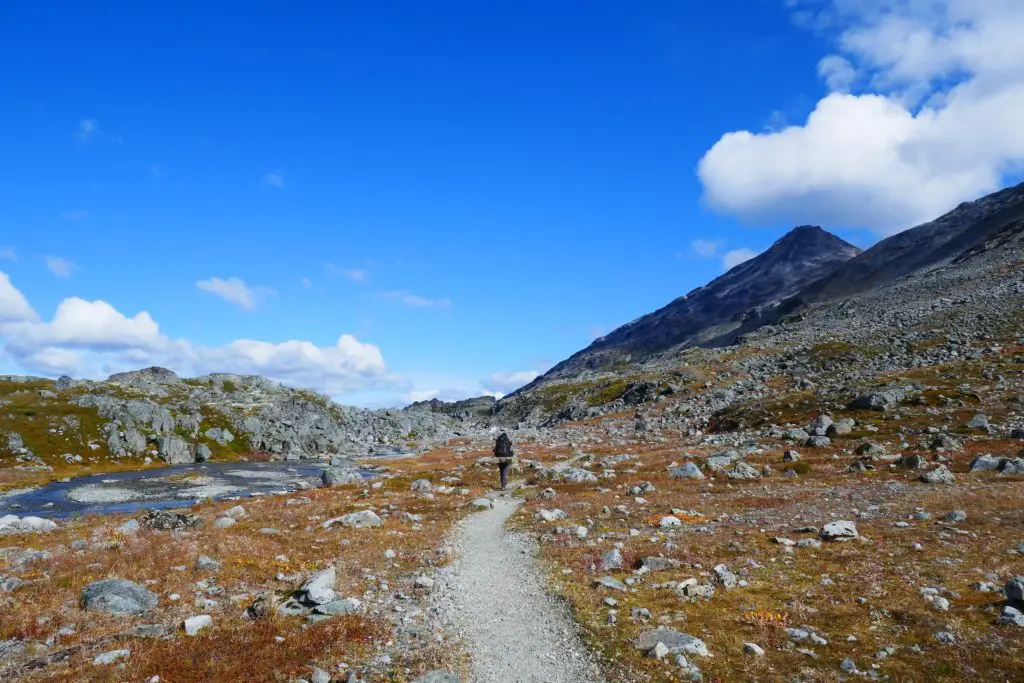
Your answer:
[313,597,362,616]
[1000,458,1024,476]
[601,549,624,571]
[944,510,967,523]
[895,454,927,470]
[820,520,858,542]
[966,413,990,430]
[411,478,433,493]
[140,510,203,530]
[920,465,956,484]
[322,510,382,529]
[805,435,831,448]
[638,556,682,572]
[299,567,337,605]
[998,605,1024,626]
[634,628,710,658]
[183,614,212,636]
[93,648,131,665]
[713,564,738,589]
[195,444,212,462]
[783,450,801,462]
[670,462,704,479]
[322,467,363,487]
[1005,576,1024,604]
[743,642,765,657]
[726,461,761,480]
[195,555,221,572]
[970,454,1003,472]
[594,576,627,591]
[155,436,193,465]
[81,579,157,615]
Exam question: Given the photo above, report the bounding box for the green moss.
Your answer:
[586,379,631,407]
[221,379,238,394]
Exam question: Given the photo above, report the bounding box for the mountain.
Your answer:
[528,225,861,386]
[796,181,1024,304]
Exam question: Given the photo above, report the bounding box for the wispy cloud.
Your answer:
[300,276,313,287]
[61,210,88,221]
[196,277,275,311]
[378,291,451,308]
[689,238,759,272]
[722,248,759,270]
[45,256,75,278]
[261,170,285,189]
[0,247,16,261]
[324,263,368,282]
[73,119,102,143]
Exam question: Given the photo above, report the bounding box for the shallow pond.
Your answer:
[0,460,367,519]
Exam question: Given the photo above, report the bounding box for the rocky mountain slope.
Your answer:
[527,226,861,386]
[0,367,484,477]
[492,182,1024,428]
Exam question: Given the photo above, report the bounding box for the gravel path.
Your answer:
[433,497,604,683]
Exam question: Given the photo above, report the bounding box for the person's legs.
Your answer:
[499,462,509,490]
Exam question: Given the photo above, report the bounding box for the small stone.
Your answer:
[820,520,858,541]
[944,510,967,523]
[93,649,130,665]
[183,614,212,636]
[743,642,765,657]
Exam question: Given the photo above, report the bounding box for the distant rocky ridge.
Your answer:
[528,226,861,387]
[0,368,489,470]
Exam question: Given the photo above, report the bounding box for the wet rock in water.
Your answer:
[183,614,212,636]
[820,520,858,542]
[140,510,204,530]
[670,462,704,479]
[634,628,710,658]
[81,579,157,615]
[920,465,956,485]
[322,510,382,529]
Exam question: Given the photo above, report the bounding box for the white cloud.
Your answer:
[404,389,440,403]
[484,370,540,394]
[0,272,393,396]
[722,248,760,270]
[379,291,451,308]
[196,277,274,311]
[45,256,75,278]
[689,238,760,272]
[0,273,38,324]
[690,238,723,258]
[261,170,285,189]
[699,0,1024,235]
[0,247,15,261]
[324,264,368,282]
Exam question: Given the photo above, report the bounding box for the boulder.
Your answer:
[669,462,704,480]
[81,580,157,615]
[820,520,858,542]
[155,436,193,465]
[322,510,382,529]
[298,567,337,605]
[920,465,956,485]
[321,467,363,487]
[1000,458,1024,476]
[634,628,710,658]
[726,462,761,480]
[140,510,204,531]
[970,454,1003,472]
[183,614,212,636]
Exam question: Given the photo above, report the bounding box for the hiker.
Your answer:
[493,433,514,490]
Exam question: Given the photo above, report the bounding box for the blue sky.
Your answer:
[2,1,1023,406]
